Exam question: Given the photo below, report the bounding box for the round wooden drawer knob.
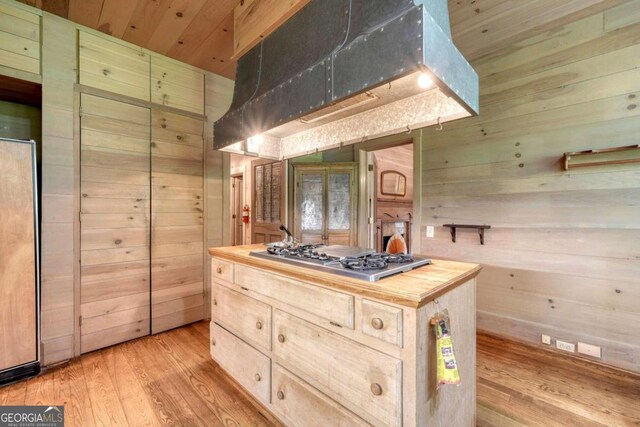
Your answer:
[255,373,261,382]
[213,299,217,306]
[278,334,286,343]
[371,317,384,330]
[256,321,263,330]
[371,383,383,396]
[216,267,222,274]
[211,338,216,346]
[277,390,285,400]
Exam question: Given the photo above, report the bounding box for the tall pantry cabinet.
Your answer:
[0,138,40,384]
[77,30,205,353]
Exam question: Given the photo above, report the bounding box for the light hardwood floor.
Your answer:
[1,323,638,426]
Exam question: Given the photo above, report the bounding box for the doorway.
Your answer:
[231,175,243,245]
[365,143,414,253]
[293,163,357,246]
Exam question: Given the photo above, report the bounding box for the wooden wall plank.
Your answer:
[80,94,151,354]
[40,11,76,364]
[79,31,151,101]
[421,5,640,372]
[151,108,204,333]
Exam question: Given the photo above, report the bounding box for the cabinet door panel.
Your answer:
[79,31,150,101]
[80,94,151,353]
[273,310,402,427]
[151,109,204,333]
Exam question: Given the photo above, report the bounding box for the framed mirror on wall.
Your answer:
[380,171,406,197]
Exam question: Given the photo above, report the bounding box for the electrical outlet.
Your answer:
[541,334,551,345]
[556,340,575,353]
[578,342,601,358]
[426,226,435,238]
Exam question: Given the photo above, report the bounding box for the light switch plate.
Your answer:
[426,226,435,238]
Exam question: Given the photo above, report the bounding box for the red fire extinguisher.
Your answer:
[242,205,250,224]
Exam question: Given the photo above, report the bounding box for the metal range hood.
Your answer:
[214,0,479,158]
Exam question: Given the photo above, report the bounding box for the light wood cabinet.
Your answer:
[234,264,354,328]
[212,284,271,351]
[0,3,40,76]
[210,322,271,404]
[361,299,403,347]
[211,258,234,284]
[151,109,204,334]
[151,56,204,115]
[273,310,402,426]
[79,94,151,353]
[209,253,478,426]
[271,364,368,427]
[79,31,150,101]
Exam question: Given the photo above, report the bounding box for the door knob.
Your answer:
[256,321,263,330]
[371,383,383,396]
[371,318,384,330]
[278,334,286,343]
[277,390,285,400]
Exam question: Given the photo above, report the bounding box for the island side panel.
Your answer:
[415,278,476,426]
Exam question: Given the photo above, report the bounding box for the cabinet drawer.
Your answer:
[273,310,401,427]
[211,258,234,283]
[272,364,367,427]
[361,299,403,347]
[210,322,271,404]
[235,265,354,328]
[212,284,271,351]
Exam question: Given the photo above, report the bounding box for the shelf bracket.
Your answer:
[443,223,491,245]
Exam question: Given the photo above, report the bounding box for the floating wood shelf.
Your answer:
[563,145,640,170]
[443,224,491,245]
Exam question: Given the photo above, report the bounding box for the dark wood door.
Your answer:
[251,159,284,244]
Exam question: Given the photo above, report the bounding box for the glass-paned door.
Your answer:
[294,164,357,246]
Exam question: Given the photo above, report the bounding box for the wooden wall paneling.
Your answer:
[151,109,204,333]
[604,0,640,31]
[420,5,640,372]
[40,12,76,365]
[79,94,151,354]
[0,2,40,75]
[151,56,204,115]
[78,31,151,101]
[0,140,37,371]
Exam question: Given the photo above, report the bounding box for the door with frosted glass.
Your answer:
[294,164,357,246]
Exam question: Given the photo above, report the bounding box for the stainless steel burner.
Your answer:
[251,245,431,282]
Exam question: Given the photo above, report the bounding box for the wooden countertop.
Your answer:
[209,245,482,308]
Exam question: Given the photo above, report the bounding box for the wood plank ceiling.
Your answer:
[17,0,626,81]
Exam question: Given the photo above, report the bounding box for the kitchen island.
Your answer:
[208,244,481,426]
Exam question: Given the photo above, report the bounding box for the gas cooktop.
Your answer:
[250,244,431,282]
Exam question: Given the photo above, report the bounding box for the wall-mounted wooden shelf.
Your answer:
[443,224,491,245]
[563,145,640,170]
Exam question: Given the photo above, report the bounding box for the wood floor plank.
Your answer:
[1,324,638,427]
[67,358,96,427]
[101,346,161,426]
[161,327,281,426]
[123,338,204,426]
[80,352,130,426]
